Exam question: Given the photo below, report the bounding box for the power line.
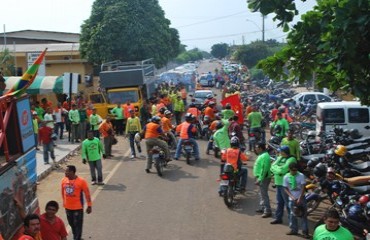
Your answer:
[175,11,248,28]
[181,28,276,41]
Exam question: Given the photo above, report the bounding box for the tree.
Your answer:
[233,41,274,68]
[211,43,229,59]
[175,48,204,64]
[248,0,370,104]
[0,48,15,76]
[80,0,180,68]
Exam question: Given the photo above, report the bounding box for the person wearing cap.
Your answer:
[270,145,297,224]
[173,95,185,125]
[281,129,301,162]
[125,109,143,159]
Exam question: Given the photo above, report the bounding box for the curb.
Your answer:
[37,145,82,181]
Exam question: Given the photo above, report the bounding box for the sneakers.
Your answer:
[91,181,97,185]
[130,155,135,159]
[255,209,264,214]
[261,213,272,218]
[286,230,298,236]
[145,169,151,173]
[270,219,283,224]
[97,182,105,186]
[174,157,179,161]
[302,232,310,239]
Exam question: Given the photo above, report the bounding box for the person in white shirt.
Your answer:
[53,102,66,140]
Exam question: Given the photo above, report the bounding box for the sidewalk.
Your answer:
[36,134,81,181]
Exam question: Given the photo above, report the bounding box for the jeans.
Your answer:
[288,199,308,234]
[174,138,200,159]
[79,121,87,141]
[54,122,64,139]
[274,185,291,222]
[128,132,142,156]
[258,178,272,214]
[145,138,170,169]
[174,111,182,125]
[238,167,248,189]
[103,136,112,155]
[115,119,124,135]
[206,135,214,152]
[66,209,84,240]
[71,123,80,142]
[88,159,103,182]
[43,142,55,164]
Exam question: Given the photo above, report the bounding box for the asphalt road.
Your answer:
[37,60,327,240]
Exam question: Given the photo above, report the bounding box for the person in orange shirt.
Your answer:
[122,100,134,119]
[143,116,171,172]
[61,165,91,240]
[99,117,114,157]
[161,110,176,149]
[180,86,187,106]
[221,136,249,191]
[187,103,201,121]
[174,113,199,160]
[204,101,216,121]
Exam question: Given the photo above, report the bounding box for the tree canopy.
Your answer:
[80,0,180,68]
[211,43,229,59]
[248,0,370,104]
[0,48,15,76]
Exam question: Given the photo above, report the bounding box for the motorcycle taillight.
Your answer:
[220,174,229,180]
[249,133,255,137]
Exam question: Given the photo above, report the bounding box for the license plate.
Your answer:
[249,137,256,141]
[220,180,229,186]
[184,146,192,150]
[152,154,159,159]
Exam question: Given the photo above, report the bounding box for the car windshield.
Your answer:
[107,90,139,104]
[199,79,208,84]
[194,92,212,99]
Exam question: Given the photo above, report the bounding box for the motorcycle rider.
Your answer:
[213,121,231,159]
[247,104,265,142]
[270,145,297,224]
[174,113,200,161]
[271,112,290,138]
[206,113,222,155]
[228,115,245,149]
[204,101,216,122]
[203,94,217,107]
[221,103,235,120]
[143,116,171,173]
[161,110,177,148]
[187,103,201,121]
[221,136,249,192]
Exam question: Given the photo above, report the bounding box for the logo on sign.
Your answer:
[22,110,28,126]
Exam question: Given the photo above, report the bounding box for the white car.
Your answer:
[286,92,334,107]
[191,90,215,108]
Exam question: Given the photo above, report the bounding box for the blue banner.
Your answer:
[16,98,35,152]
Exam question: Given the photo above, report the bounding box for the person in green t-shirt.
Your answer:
[213,121,231,158]
[35,101,45,121]
[68,104,80,143]
[270,145,297,224]
[271,112,289,138]
[247,106,265,142]
[82,130,106,185]
[281,129,301,161]
[79,104,88,141]
[110,103,124,135]
[313,209,354,240]
[89,108,102,138]
[221,103,235,120]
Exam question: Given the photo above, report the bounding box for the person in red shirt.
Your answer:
[38,122,56,166]
[40,201,68,240]
[41,98,53,111]
[61,165,92,240]
[18,214,42,240]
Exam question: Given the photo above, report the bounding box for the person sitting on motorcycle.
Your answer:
[270,145,297,224]
[203,94,216,107]
[174,113,200,161]
[228,115,245,148]
[157,106,167,118]
[221,103,235,120]
[204,101,216,122]
[275,105,293,122]
[221,136,249,192]
[187,103,201,121]
[213,120,231,158]
[247,105,265,142]
[143,116,171,173]
[206,114,222,155]
[271,112,289,138]
[161,110,176,148]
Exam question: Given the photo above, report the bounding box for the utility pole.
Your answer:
[242,35,245,45]
[262,15,265,42]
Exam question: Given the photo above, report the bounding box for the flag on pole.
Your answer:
[5,48,47,97]
[220,94,244,124]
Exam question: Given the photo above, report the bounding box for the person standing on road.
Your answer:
[110,103,124,135]
[89,108,102,138]
[270,145,297,225]
[125,109,143,159]
[253,142,272,218]
[40,201,68,240]
[139,100,151,127]
[61,165,92,240]
[82,131,106,185]
[78,104,88,141]
[54,103,66,140]
[173,95,185,125]
[271,112,289,138]
[32,112,40,150]
[99,117,114,158]
[313,209,354,240]
[283,162,309,238]
[68,104,80,143]
[281,129,301,162]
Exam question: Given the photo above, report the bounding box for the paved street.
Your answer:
[36,61,327,240]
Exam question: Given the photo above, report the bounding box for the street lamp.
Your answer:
[245,15,265,42]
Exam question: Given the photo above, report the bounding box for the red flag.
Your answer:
[221,94,244,124]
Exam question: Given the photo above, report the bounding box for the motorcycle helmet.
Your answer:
[208,101,215,106]
[278,145,290,155]
[134,132,141,143]
[159,107,167,114]
[307,157,320,168]
[215,121,224,130]
[270,136,281,145]
[185,113,193,121]
[335,145,347,157]
[189,103,196,108]
[151,116,161,123]
[230,136,240,148]
[313,163,327,178]
[215,113,222,120]
[51,133,58,141]
[359,195,370,205]
[350,129,362,139]
[330,181,343,195]
[225,103,231,109]
[206,94,213,99]
[164,110,172,116]
[348,204,366,222]
[278,106,285,113]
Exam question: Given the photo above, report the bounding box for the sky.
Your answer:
[1,0,316,51]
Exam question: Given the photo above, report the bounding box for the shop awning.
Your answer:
[4,76,63,95]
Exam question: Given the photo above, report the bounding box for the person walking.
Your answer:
[82,131,106,185]
[61,165,92,240]
[283,162,309,238]
[99,117,114,158]
[68,104,80,143]
[253,142,272,218]
[125,109,143,159]
[38,122,57,167]
[270,145,297,224]
[32,112,40,150]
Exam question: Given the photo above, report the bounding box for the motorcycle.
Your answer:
[182,140,195,165]
[150,147,167,177]
[219,163,245,208]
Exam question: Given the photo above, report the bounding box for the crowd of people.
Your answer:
[14,72,356,240]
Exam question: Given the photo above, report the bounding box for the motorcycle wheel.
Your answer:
[306,198,321,215]
[223,185,235,208]
[186,152,191,165]
[155,158,164,177]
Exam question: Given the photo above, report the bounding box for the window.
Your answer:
[318,95,332,102]
[107,90,139,104]
[348,108,369,123]
[89,94,105,104]
[304,94,316,103]
[323,109,345,123]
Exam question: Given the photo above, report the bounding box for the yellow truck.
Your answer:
[88,59,156,118]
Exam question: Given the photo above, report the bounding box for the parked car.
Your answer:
[285,92,334,107]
